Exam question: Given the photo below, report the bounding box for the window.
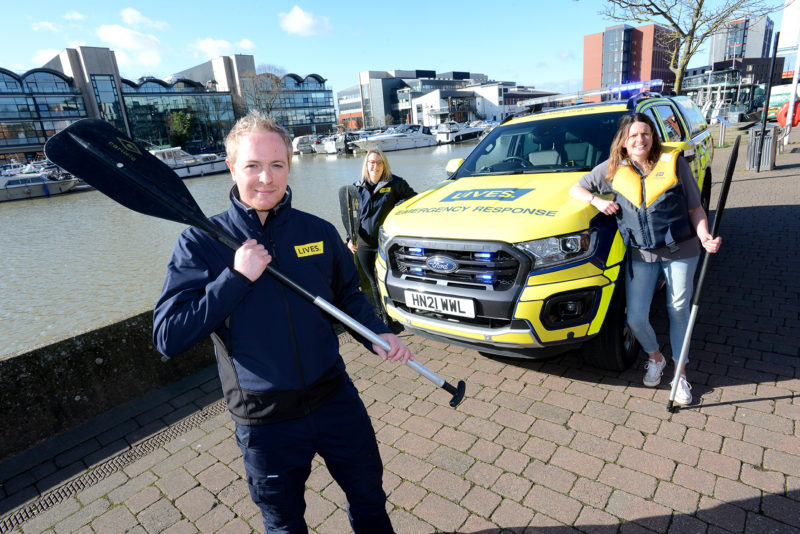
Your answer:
[0,73,22,93]
[652,105,684,142]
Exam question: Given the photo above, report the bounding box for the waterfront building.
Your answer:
[121,77,235,154]
[681,57,783,120]
[0,67,88,163]
[583,24,677,99]
[1,46,336,162]
[708,16,774,66]
[345,70,488,128]
[337,85,362,130]
[175,56,336,138]
[410,82,555,125]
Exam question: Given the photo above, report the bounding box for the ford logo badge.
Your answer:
[426,255,458,273]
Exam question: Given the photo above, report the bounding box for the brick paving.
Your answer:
[1,127,799,533]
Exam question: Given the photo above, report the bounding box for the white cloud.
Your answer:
[32,21,58,32]
[237,39,256,50]
[33,49,61,64]
[558,49,576,61]
[120,8,168,30]
[278,6,331,37]
[189,38,235,58]
[97,25,164,67]
[189,38,257,59]
[63,11,85,21]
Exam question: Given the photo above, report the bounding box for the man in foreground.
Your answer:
[153,110,412,533]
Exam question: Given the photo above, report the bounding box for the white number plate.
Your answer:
[404,290,475,318]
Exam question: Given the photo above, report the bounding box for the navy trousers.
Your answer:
[235,381,393,534]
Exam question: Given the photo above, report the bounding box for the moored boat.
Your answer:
[434,121,484,144]
[292,135,316,154]
[0,173,79,202]
[320,132,361,155]
[352,124,436,152]
[149,147,228,178]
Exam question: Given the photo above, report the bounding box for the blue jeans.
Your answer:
[235,381,393,534]
[625,256,700,362]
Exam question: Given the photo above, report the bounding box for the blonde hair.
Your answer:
[606,113,662,180]
[225,110,292,170]
[361,148,391,182]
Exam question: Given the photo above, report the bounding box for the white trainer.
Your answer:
[670,375,693,405]
[643,357,667,387]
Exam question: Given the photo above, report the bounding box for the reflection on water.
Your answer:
[0,142,477,359]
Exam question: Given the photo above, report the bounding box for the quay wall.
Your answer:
[0,312,215,462]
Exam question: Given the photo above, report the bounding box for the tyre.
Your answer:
[582,279,640,371]
[700,170,712,212]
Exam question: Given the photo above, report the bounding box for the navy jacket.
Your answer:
[351,174,416,248]
[153,186,389,425]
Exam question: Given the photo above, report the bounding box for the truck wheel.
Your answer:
[701,171,712,212]
[582,280,640,371]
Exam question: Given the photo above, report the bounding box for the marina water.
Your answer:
[0,142,478,360]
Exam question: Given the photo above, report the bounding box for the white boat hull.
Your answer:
[436,126,484,144]
[0,177,78,202]
[353,136,437,152]
[170,160,229,178]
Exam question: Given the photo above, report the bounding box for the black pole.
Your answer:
[756,31,780,172]
[667,136,740,413]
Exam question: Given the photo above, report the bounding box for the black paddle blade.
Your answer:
[44,119,210,226]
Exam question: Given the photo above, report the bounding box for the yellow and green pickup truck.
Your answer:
[376,93,713,370]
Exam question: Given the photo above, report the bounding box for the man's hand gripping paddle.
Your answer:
[45,119,466,408]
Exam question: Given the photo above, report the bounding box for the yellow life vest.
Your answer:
[612,147,680,208]
[611,147,693,251]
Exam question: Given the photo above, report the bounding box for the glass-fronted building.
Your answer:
[2,46,335,162]
[708,16,774,65]
[601,26,633,87]
[0,68,88,163]
[241,73,335,137]
[122,77,235,153]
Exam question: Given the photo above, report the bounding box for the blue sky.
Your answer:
[1,1,785,96]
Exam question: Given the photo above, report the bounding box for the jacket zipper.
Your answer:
[638,174,653,249]
[266,219,311,414]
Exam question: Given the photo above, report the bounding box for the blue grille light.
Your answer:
[408,247,424,256]
[478,273,494,283]
[474,252,493,261]
[410,266,424,275]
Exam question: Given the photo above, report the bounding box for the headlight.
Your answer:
[378,227,390,260]
[515,229,597,270]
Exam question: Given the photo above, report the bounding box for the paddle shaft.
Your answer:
[62,128,465,406]
[667,136,740,412]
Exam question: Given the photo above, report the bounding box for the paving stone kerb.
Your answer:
[1,128,798,533]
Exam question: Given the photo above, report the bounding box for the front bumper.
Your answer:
[376,232,627,356]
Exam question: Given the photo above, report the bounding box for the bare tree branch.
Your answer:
[239,64,287,116]
[600,0,782,93]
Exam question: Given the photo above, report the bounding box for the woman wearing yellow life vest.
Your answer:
[569,113,721,405]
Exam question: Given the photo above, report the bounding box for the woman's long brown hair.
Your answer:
[606,113,662,181]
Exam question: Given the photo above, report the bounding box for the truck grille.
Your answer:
[387,238,527,291]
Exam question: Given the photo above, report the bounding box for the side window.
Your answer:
[654,105,685,142]
[642,108,663,141]
[672,96,708,138]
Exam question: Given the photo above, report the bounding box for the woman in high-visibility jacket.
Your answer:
[569,113,721,405]
[346,148,416,325]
